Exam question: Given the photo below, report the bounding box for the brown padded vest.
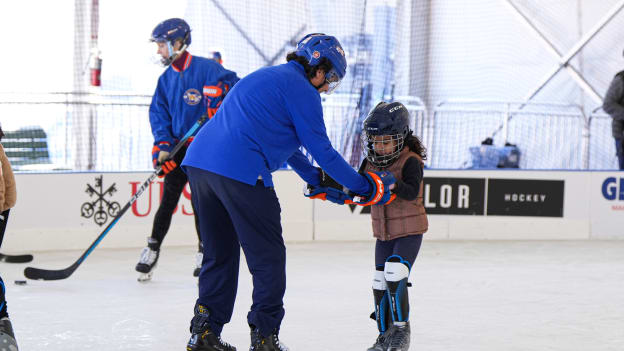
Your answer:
[365,148,428,241]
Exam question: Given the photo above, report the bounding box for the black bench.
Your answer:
[2,127,50,166]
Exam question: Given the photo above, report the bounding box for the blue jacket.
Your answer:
[182,60,371,195]
[149,53,239,147]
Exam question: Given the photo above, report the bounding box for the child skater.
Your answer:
[360,102,428,351]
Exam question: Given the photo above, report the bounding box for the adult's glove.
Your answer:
[317,167,344,190]
[304,184,352,205]
[152,141,176,177]
[203,81,231,119]
[159,156,177,177]
[351,171,397,206]
[304,168,350,205]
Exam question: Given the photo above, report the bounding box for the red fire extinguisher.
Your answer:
[90,49,102,87]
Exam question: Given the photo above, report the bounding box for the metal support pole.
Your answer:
[210,0,271,63]
[504,0,624,104]
[582,120,590,169]
[503,102,510,144]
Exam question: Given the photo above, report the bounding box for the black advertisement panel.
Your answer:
[486,179,564,217]
[423,177,485,215]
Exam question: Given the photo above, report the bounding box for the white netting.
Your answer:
[1,0,624,171]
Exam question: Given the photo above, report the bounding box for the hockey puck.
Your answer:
[14,280,27,285]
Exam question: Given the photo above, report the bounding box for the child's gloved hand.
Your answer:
[351,171,397,206]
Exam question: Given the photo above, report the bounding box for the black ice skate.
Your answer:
[0,317,18,351]
[186,328,236,351]
[187,304,236,351]
[135,238,160,282]
[249,327,289,351]
[386,322,410,351]
[367,327,394,351]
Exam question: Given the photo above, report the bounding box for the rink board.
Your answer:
[1,169,622,252]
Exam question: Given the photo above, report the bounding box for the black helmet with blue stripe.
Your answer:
[363,102,412,168]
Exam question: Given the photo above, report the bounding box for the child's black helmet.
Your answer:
[362,101,411,168]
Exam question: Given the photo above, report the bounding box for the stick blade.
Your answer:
[24,266,74,281]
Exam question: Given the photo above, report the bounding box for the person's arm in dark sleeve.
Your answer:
[287,150,321,186]
[603,74,624,121]
[357,159,367,174]
[392,157,423,201]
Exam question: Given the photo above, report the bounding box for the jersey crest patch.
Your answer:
[183,88,202,105]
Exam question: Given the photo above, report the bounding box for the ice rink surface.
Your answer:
[1,240,623,351]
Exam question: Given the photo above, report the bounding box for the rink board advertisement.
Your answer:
[486,179,565,217]
[2,170,622,251]
[589,173,624,238]
[3,171,312,252]
[314,170,589,240]
[422,177,485,215]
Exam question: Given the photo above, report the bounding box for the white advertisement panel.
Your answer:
[589,172,624,239]
[2,169,620,252]
[2,171,312,252]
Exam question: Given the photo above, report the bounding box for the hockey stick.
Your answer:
[0,252,34,263]
[24,115,209,280]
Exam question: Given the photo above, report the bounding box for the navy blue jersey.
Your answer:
[182,60,370,194]
[149,53,239,146]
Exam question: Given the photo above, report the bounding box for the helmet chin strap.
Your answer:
[313,81,325,91]
[309,67,327,91]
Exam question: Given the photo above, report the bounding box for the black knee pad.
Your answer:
[384,255,410,323]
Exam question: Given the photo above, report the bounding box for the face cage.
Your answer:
[324,68,342,94]
[364,133,405,168]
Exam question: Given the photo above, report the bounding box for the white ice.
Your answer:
[1,240,623,351]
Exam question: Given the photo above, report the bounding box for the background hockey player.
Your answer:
[181,33,395,351]
[0,123,19,350]
[359,102,428,351]
[136,18,240,282]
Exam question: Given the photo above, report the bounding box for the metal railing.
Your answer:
[1,93,620,172]
[587,110,619,170]
[0,92,152,172]
[429,100,591,169]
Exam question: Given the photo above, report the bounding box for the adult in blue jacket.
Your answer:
[182,33,394,351]
[135,18,239,282]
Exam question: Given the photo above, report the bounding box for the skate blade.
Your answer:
[137,271,154,282]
